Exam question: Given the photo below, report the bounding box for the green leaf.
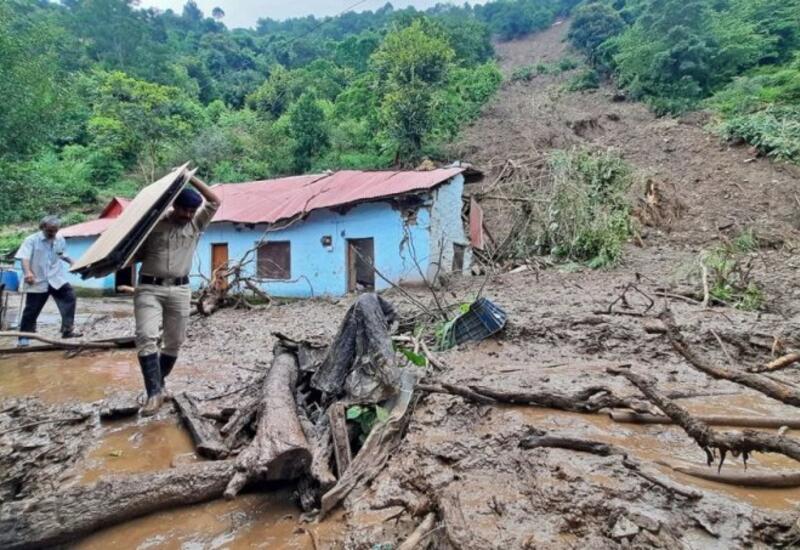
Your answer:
[400,347,428,367]
[346,405,363,420]
[375,405,390,424]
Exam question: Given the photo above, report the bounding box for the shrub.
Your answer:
[715,106,800,162]
[696,230,765,311]
[566,69,600,91]
[517,149,635,268]
[511,65,536,82]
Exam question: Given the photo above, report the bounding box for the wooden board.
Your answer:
[70,164,191,279]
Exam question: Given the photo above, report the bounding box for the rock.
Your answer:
[610,516,640,540]
[629,512,661,533]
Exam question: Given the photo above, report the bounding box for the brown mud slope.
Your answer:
[4,21,800,550]
[450,20,800,315]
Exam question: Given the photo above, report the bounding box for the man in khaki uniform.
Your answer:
[135,180,220,415]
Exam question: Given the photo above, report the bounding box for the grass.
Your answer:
[515,148,635,268]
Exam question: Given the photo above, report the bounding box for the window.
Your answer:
[257,241,291,280]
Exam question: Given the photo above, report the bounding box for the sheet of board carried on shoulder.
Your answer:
[70,163,193,279]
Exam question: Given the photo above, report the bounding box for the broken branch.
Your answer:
[609,366,800,469]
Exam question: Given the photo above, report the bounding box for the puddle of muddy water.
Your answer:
[78,419,199,484]
[0,350,139,403]
[504,406,800,511]
[76,490,342,550]
[71,418,343,549]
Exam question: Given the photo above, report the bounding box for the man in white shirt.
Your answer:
[14,216,82,347]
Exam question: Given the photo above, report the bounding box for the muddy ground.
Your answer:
[3,19,800,550]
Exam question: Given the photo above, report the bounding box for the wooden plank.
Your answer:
[328,402,352,477]
[173,392,229,459]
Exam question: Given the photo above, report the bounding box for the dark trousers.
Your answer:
[20,284,76,335]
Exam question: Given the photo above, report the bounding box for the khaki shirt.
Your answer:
[137,200,218,278]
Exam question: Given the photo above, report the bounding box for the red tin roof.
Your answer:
[61,197,132,238]
[211,168,463,225]
[62,168,463,237]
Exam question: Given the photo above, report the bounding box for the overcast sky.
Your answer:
[136,0,471,29]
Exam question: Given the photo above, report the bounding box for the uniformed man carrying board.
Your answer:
[134,179,221,416]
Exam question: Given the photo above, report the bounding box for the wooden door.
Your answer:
[211,243,229,291]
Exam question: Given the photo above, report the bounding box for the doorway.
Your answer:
[347,238,375,292]
[114,265,135,291]
[211,243,229,291]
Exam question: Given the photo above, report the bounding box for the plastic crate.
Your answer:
[443,298,507,348]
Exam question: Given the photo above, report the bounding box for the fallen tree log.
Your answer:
[519,433,702,499]
[173,393,229,459]
[659,311,800,408]
[658,461,800,488]
[320,369,417,518]
[224,348,311,499]
[0,461,235,550]
[609,410,800,430]
[609,367,800,468]
[749,353,800,374]
[418,380,656,414]
[0,333,135,354]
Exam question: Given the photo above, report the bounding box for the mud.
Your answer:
[3,18,800,550]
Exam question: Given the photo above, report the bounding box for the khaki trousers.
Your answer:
[134,284,191,357]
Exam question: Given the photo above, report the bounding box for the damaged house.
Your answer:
[60,168,473,297]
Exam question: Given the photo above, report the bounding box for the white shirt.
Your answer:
[15,232,69,293]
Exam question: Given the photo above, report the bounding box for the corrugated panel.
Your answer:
[211,168,463,225]
[71,165,190,278]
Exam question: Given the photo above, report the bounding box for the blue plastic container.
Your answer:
[443,297,507,348]
[0,269,19,292]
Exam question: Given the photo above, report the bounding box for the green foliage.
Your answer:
[698,230,765,311]
[707,58,800,162]
[371,19,455,162]
[566,68,600,91]
[0,227,28,256]
[568,2,625,62]
[89,71,205,182]
[346,404,390,443]
[519,149,634,268]
[288,94,330,172]
[0,3,74,158]
[511,57,581,81]
[0,0,506,229]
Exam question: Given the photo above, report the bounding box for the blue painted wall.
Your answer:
[64,175,469,297]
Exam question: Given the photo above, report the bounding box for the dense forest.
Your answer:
[0,0,798,247]
[0,0,578,230]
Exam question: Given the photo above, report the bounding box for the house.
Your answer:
[60,168,475,298]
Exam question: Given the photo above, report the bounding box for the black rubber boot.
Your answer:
[160,354,178,399]
[160,354,177,383]
[138,353,164,416]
